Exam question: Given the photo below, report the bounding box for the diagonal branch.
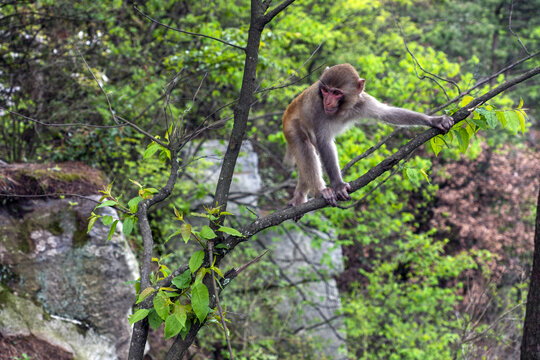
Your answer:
[262,0,296,25]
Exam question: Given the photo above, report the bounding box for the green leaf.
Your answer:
[419,168,431,184]
[217,226,244,237]
[180,318,192,340]
[504,111,520,134]
[465,121,477,136]
[96,200,117,209]
[173,302,187,327]
[136,286,156,304]
[164,314,183,340]
[429,135,445,156]
[130,179,143,189]
[485,110,498,129]
[123,216,135,236]
[515,110,526,134]
[189,250,205,273]
[215,243,229,249]
[107,220,119,241]
[211,265,224,278]
[148,309,163,330]
[153,291,170,320]
[128,196,143,213]
[459,95,474,108]
[166,230,181,243]
[128,308,150,325]
[87,212,100,233]
[180,223,192,243]
[191,282,210,323]
[496,111,507,128]
[172,269,192,290]
[456,128,470,153]
[159,149,171,162]
[143,142,161,159]
[173,206,183,221]
[101,215,114,226]
[404,168,421,187]
[200,225,217,240]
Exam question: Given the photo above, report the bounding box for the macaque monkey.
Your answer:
[283,63,453,208]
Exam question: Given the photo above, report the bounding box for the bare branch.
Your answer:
[133,6,245,51]
[395,19,460,98]
[116,116,170,149]
[342,129,404,176]
[262,0,296,25]
[509,0,530,55]
[75,46,120,124]
[430,51,540,114]
[208,241,234,360]
[129,154,181,360]
[0,107,123,128]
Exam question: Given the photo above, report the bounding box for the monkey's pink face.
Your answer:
[320,85,343,115]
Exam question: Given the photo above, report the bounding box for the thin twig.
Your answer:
[395,19,460,98]
[76,46,171,149]
[230,250,269,275]
[462,302,525,344]
[208,241,234,360]
[509,0,530,55]
[115,116,170,149]
[342,129,403,176]
[175,73,208,141]
[163,69,185,138]
[133,6,245,51]
[254,42,325,96]
[430,50,540,114]
[0,107,124,128]
[75,45,120,124]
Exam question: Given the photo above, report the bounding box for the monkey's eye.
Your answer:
[321,85,329,93]
[331,90,343,96]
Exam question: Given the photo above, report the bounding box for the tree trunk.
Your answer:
[521,186,540,359]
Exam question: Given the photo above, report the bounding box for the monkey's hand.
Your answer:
[333,181,352,201]
[321,182,351,207]
[429,115,454,133]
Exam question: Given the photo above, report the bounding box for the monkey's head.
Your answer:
[319,64,365,116]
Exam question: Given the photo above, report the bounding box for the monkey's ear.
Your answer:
[357,78,365,93]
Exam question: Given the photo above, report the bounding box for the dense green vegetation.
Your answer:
[1,0,539,358]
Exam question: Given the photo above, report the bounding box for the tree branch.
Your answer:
[128,154,180,360]
[430,51,540,114]
[262,0,296,25]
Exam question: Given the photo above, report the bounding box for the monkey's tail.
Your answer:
[283,147,296,168]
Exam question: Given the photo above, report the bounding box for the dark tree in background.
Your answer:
[521,186,540,360]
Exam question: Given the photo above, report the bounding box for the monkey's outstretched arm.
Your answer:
[359,93,454,132]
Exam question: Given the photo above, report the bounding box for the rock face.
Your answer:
[255,228,346,359]
[0,196,139,360]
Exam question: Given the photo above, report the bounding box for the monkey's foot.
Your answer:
[320,187,338,207]
[286,203,304,222]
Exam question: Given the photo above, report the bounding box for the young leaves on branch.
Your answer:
[429,96,529,156]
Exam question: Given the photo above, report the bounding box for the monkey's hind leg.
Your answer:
[288,138,326,208]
